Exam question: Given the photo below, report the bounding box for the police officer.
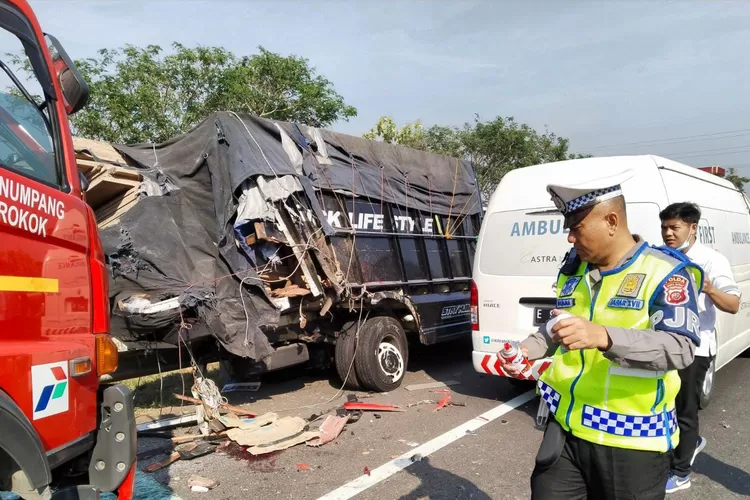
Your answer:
[501,170,703,500]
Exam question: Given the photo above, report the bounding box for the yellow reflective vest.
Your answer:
[539,243,703,452]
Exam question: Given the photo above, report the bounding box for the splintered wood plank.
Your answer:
[86,176,141,210]
[95,189,140,222]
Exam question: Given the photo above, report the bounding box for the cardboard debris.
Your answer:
[248,431,318,455]
[307,414,348,447]
[221,412,278,431]
[73,136,129,165]
[404,381,461,392]
[227,416,306,447]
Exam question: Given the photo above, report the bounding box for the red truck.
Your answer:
[0,1,136,498]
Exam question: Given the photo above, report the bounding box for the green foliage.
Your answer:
[725,168,750,191]
[10,43,356,144]
[364,114,590,197]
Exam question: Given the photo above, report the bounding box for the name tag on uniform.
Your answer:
[557,298,575,308]
[607,297,645,310]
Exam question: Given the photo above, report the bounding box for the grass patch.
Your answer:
[123,362,221,412]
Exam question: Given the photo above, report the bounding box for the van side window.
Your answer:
[0,33,60,186]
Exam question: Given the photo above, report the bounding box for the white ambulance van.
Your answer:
[472,155,750,405]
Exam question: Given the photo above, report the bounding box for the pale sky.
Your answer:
[25,0,750,173]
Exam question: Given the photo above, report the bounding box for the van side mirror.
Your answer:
[44,34,89,115]
[79,170,89,192]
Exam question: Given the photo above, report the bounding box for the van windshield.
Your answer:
[0,15,58,185]
[479,209,572,277]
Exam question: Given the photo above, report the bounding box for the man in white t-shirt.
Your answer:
[660,202,741,493]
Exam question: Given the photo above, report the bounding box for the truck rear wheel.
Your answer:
[355,316,409,393]
[335,322,363,390]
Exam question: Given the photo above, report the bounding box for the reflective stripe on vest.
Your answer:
[539,245,702,452]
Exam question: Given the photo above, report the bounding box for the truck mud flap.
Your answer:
[88,385,136,493]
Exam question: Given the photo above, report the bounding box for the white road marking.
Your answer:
[317,389,537,500]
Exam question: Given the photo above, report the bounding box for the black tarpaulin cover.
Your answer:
[103,112,480,361]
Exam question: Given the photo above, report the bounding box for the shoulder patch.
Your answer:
[560,276,582,297]
[616,273,646,298]
[663,275,690,305]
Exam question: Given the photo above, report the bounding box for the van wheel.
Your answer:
[335,322,362,390]
[355,317,409,393]
[699,356,716,409]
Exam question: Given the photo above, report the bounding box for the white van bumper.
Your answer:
[472,350,552,381]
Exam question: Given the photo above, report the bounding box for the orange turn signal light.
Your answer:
[69,357,93,377]
[95,334,119,377]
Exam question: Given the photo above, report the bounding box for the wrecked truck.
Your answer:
[76,112,483,392]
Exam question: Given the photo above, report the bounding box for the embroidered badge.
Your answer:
[608,298,645,310]
[557,298,575,308]
[560,276,582,297]
[663,275,689,305]
[616,273,646,298]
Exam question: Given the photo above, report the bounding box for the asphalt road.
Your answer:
[135,339,750,500]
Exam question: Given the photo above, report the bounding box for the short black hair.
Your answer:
[659,202,701,224]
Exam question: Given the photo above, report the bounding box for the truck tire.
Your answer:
[354,316,409,393]
[335,323,362,390]
[699,356,716,409]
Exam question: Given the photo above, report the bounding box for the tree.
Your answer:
[363,116,428,150]
[364,114,590,198]
[10,43,357,144]
[725,168,750,191]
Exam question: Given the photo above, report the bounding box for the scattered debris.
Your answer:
[177,442,217,461]
[344,402,404,412]
[296,463,312,472]
[173,394,256,417]
[398,440,419,447]
[434,390,452,412]
[171,431,226,445]
[374,414,382,419]
[137,414,199,433]
[411,454,423,462]
[723,423,731,429]
[191,486,209,493]
[404,381,461,392]
[220,412,278,431]
[466,430,477,436]
[477,416,489,422]
[500,419,509,425]
[248,431,319,455]
[188,476,219,490]
[227,416,306,447]
[363,466,371,476]
[222,381,261,393]
[143,452,180,473]
[307,414,348,447]
[407,400,434,408]
[362,451,370,455]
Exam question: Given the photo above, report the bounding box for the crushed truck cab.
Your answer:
[0,1,135,498]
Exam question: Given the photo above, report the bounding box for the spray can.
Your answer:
[499,342,532,376]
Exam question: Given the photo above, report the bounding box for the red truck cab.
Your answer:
[0,1,136,498]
